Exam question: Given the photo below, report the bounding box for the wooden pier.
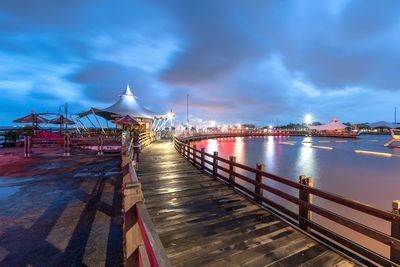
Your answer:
[136,140,357,266]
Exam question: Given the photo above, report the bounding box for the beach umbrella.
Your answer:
[48,115,75,134]
[13,113,49,124]
[114,115,141,126]
[48,116,75,125]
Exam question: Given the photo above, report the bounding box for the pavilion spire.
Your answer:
[123,84,134,96]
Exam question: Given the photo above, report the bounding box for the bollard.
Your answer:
[201,148,205,170]
[255,163,264,204]
[299,175,314,233]
[391,200,400,264]
[229,156,236,185]
[213,152,218,177]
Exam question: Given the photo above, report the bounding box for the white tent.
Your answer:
[78,85,165,121]
[366,121,400,129]
[308,118,348,131]
[102,85,162,119]
[76,85,172,132]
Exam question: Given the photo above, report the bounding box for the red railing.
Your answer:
[23,134,122,157]
[173,135,400,266]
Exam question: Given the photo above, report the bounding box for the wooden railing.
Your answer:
[121,141,170,267]
[138,131,156,148]
[173,135,400,266]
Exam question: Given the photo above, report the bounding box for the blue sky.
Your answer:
[1,0,400,126]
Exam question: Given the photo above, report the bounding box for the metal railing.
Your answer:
[173,135,400,266]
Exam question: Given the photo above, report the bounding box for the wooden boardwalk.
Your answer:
[138,140,358,267]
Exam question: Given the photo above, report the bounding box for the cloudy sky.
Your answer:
[1,0,400,126]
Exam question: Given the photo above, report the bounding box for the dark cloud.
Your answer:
[1,0,400,125]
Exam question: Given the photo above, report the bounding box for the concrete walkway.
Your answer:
[0,153,123,266]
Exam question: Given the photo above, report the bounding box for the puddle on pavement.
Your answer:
[0,186,20,201]
[32,160,75,171]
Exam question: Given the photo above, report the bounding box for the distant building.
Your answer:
[241,124,256,129]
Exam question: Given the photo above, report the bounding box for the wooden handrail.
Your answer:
[173,135,400,266]
[122,140,170,267]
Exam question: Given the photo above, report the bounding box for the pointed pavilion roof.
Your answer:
[78,85,163,120]
[102,85,158,119]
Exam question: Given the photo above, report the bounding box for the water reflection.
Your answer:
[296,144,316,178]
[265,136,275,168]
[192,134,398,258]
[207,139,218,153]
[234,137,245,160]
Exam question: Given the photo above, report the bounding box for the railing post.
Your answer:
[63,135,67,156]
[299,175,313,233]
[67,134,71,156]
[97,135,101,156]
[229,156,236,185]
[185,145,189,159]
[100,135,104,155]
[391,200,400,264]
[255,163,264,204]
[24,136,28,158]
[201,148,205,170]
[25,136,31,158]
[97,135,104,156]
[193,145,197,164]
[213,152,218,177]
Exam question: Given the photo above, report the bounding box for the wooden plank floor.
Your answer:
[138,140,358,267]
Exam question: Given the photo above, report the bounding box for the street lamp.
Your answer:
[304,114,312,125]
[167,111,174,127]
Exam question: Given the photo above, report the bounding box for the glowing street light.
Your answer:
[167,111,174,120]
[304,114,312,125]
[167,111,174,127]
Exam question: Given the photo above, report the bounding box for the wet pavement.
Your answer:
[0,150,123,266]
